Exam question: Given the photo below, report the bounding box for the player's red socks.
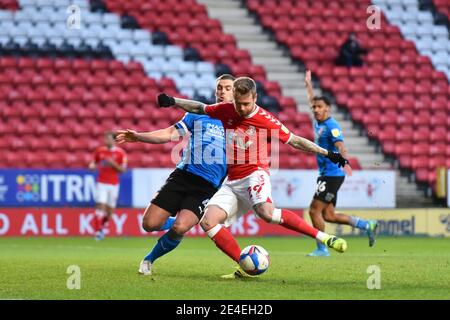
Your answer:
[206,225,241,263]
[101,216,109,227]
[94,209,107,232]
[280,209,318,238]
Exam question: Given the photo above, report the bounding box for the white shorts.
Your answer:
[206,170,272,227]
[95,182,119,208]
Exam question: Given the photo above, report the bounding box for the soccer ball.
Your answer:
[239,245,270,275]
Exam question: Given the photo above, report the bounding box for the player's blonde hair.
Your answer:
[233,77,256,97]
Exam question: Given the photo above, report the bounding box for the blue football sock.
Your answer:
[144,230,182,263]
[349,216,369,230]
[158,217,176,231]
[316,240,328,251]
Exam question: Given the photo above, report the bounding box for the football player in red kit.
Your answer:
[157,77,350,278]
[89,131,127,240]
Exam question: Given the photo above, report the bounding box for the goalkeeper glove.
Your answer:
[326,151,349,168]
[157,93,176,108]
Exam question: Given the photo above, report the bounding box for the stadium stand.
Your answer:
[245,0,450,191]
[0,0,336,170]
[0,56,186,168]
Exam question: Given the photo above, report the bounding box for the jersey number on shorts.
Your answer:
[198,198,210,215]
[247,183,265,199]
[315,181,327,196]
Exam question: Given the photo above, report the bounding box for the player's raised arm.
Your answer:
[157,93,205,114]
[116,126,180,145]
[288,134,349,168]
[304,70,315,106]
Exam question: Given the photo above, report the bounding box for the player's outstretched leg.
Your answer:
[205,225,258,279]
[270,208,347,253]
[201,205,242,263]
[349,216,378,247]
[205,224,241,263]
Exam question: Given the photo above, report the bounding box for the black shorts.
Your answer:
[151,169,218,220]
[313,176,345,206]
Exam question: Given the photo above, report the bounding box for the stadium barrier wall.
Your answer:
[0,169,396,209]
[132,169,396,209]
[303,209,450,237]
[1,208,449,237]
[0,208,300,237]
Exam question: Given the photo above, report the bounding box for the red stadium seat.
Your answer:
[348,157,362,170]
[429,127,447,142]
[394,142,413,157]
[377,129,397,143]
[445,145,450,157]
[382,141,396,155]
[399,155,413,169]
[411,157,429,170]
[412,143,430,157]
[429,156,446,170]
[415,169,429,183]
[429,143,447,157]
[395,128,414,143]
[362,110,381,127]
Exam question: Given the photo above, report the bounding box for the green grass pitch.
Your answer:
[0,236,449,300]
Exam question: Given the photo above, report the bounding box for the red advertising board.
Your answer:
[0,208,303,237]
